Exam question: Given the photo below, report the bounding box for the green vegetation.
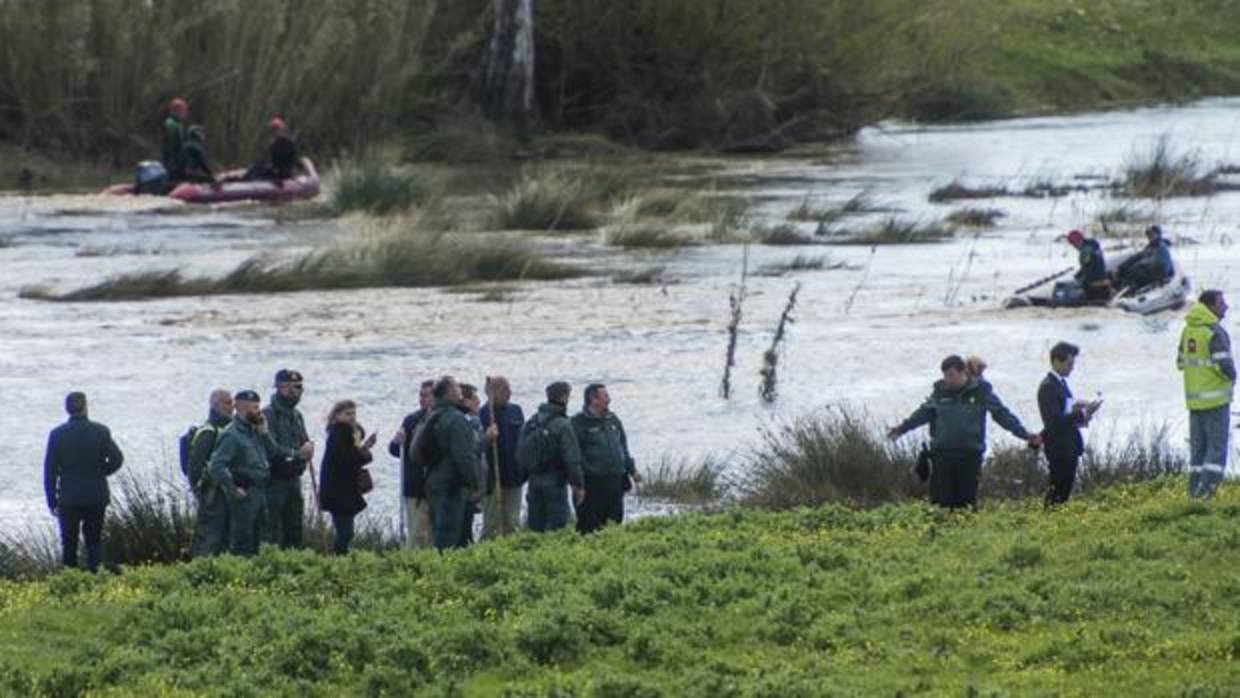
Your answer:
[329,160,426,216]
[830,217,955,245]
[0,480,1235,696]
[1120,134,1226,198]
[639,457,728,507]
[605,225,695,250]
[945,207,1006,228]
[756,254,848,276]
[20,219,582,302]
[8,0,1240,182]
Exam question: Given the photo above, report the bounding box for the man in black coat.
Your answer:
[1038,342,1101,506]
[42,392,124,571]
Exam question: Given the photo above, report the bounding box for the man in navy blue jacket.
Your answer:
[479,376,525,538]
[43,392,124,572]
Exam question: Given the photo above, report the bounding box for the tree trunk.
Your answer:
[480,0,535,129]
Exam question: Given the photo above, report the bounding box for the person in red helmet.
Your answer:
[1066,228,1110,300]
[160,98,190,184]
[245,116,301,182]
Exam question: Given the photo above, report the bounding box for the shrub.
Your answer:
[638,456,728,506]
[330,160,425,215]
[606,225,695,249]
[491,170,611,231]
[738,408,923,509]
[1121,134,1221,198]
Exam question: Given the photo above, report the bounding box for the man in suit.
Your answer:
[43,392,125,571]
[1038,342,1101,506]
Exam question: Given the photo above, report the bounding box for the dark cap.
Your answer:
[234,390,261,403]
[1146,224,1163,238]
[274,369,303,384]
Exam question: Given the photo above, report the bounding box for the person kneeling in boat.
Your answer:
[181,126,219,187]
[1066,229,1111,300]
[1115,225,1174,292]
[244,117,301,183]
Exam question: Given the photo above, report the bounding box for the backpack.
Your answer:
[179,424,220,490]
[516,413,557,477]
[403,412,443,499]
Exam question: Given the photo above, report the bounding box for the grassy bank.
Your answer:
[0,480,1236,696]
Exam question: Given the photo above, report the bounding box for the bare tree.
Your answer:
[481,0,536,129]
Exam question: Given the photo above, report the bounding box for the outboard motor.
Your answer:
[134,160,169,195]
[1051,279,1086,306]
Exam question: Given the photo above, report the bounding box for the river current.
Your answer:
[3,98,1240,527]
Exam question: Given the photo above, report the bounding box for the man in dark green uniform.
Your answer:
[424,376,481,551]
[186,389,234,557]
[521,382,585,532]
[889,355,1041,509]
[262,369,315,550]
[208,390,297,556]
[571,383,640,533]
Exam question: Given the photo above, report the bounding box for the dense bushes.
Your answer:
[0,481,1237,695]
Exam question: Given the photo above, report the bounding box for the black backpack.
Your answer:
[516,413,557,477]
[402,412,443,499]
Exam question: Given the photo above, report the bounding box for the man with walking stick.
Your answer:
[480,376,525,538]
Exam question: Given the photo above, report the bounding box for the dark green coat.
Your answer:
[263,394,309,478]
[160,116,186,179]
[571,410,636,478]
[895,378,1030,455]
[425,400,481,495]
[207,417,291,497]
[528,403,585,488]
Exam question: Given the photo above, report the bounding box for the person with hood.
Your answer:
[1178,289,1234,498]
[318,400,377,554]
[889,355,1041,509]
[43,392,124,572]
[1066,229,1111,300]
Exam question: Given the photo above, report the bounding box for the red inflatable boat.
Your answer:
[103,158,320,204]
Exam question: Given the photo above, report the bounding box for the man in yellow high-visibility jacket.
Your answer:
[1177,289,1234,498]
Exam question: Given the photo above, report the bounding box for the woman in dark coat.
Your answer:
[318,400,377,554]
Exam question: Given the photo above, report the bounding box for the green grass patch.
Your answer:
[329,159,426,216]
[830,217,955,245]
[0,480,1235,695]
[20,219,583,301]
[945,207,1006,228]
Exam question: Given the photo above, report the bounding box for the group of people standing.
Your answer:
[888,288,1232,509]
[41,289,1233,571]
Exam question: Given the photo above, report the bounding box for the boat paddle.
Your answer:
[1010,266,1075,296]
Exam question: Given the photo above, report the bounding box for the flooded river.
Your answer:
[4,99,1240,526]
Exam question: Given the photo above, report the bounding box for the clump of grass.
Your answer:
[1121,134,1221,198]
[606,224,695,249]
[831,217,954,245]
[1018,179,1093,198]
[611,189,722,225]
[330,160,425,216]
[1077,424,1185,492]
[22,220,584,302]
[405,113,520,163]
[739,408,923,509]
[639,456,728,506]
[706,200,751,242]
[757,254,848,276]
[491,170,610,231]
[612,266,669,284]
[945,207,1005,227]
[929,181,1007,203]
[102,471,195,568]
[753,224,819,246]
[1095,203,1155,225]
